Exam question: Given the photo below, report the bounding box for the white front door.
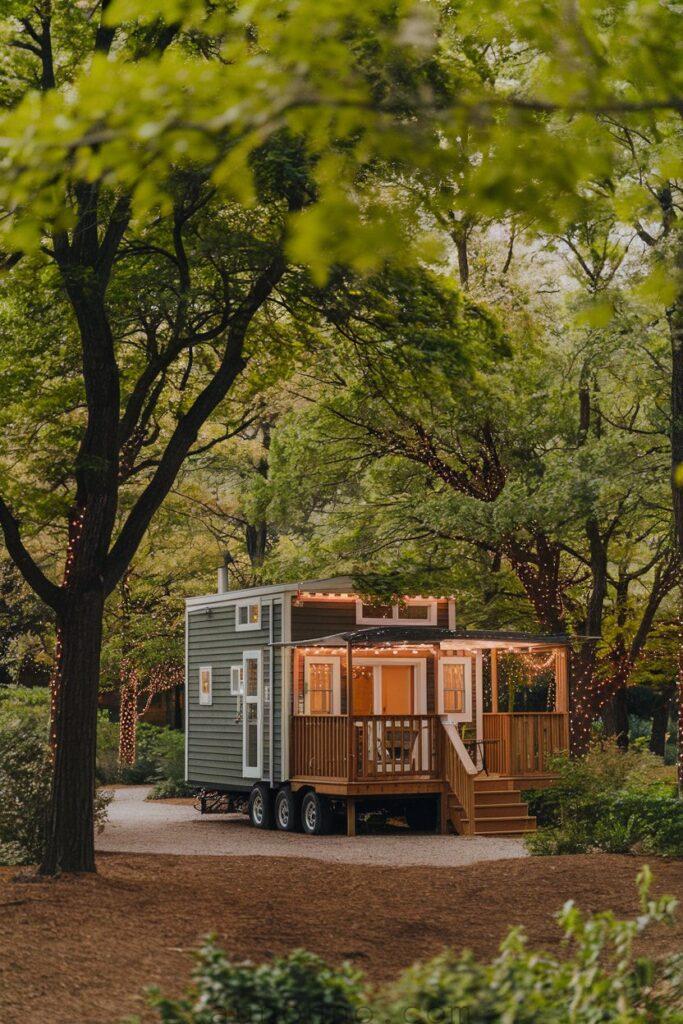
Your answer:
[242,650,262,778]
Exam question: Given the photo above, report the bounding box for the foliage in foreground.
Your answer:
[135,869,681,1024]
[525,740,682,858]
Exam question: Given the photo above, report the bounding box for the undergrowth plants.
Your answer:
[135,869,681,1024]
[524,740,682,858]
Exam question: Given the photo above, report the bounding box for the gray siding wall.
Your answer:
[291,599,356,640]
[292,598,450,638]
[187,599,282,789]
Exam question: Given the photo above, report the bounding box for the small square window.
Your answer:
[235,599,261,630]
[397,603,430,620]
[361,603,393,620]
[356,598,437,626]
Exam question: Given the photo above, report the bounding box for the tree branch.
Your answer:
[103,254,286,591]
[0,494,62,609]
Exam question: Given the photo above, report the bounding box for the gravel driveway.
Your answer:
[96,786,528,866]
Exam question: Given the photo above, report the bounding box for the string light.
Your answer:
[118,658,184,766]
[49,507,86,754]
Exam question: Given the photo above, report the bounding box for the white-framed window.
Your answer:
[198,665,213,706]
[235,598,261,631]
[355,598,438,626]
[242,650,262,777]
[230,665,244,696]
[303,657,341,715]
[438,656,472,722]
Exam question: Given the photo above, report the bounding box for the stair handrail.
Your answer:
[440,718,477,834]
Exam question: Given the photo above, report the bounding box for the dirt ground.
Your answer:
[1,852,681,1024]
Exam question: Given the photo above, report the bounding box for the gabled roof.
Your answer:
[186,576,357,608]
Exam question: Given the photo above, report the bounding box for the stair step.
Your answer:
[474,778,514,791]
[473,828,534,836]
[475,790,524,806]
[473,815,536,834]
[474,802,528,819]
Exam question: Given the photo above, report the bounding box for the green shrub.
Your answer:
[0,718,51,865]
[525,740,682,858]
[148,947,364,1024]
[147,727,193,799]
[140,869,681,1024]
[97,711,121,784]
[0,687,111,866]
[120,723,188,789]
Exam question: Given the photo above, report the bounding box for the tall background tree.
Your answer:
[0,0,680,873]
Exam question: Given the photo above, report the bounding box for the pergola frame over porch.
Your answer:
[286,627,571,787]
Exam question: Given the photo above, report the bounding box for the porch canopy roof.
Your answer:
[287,626,570,649]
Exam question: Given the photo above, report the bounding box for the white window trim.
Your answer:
[438,656,472,723]
[303,656,342,715]
[230,665,244,696]
[242,649,263,778]
[235,598,262,632]
[198,665,213,706]
[355,598,437,626]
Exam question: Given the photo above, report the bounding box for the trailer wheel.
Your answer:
[274,787,301,832]
[300,790,333,835]
[248,783,274,829]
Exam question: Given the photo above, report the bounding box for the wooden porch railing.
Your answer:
[483,713,568,775]
[352,715,440,781]
[441,722,477,835]
[290,714,440,781]
[291,715,348,779]
[291,712,569,786]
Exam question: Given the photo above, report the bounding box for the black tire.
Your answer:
[300,790,333,835]
[248,783,274,829]
[274,787,301,832]
[405,797,437,832]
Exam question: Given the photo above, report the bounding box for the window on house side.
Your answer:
[235,599,261,630]
[230,665,244,696]
[442,663,465,714]
[356,599,437,626]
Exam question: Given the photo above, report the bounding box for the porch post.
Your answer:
[491,648,499,713]
[346,797,356,836]
[439,789,449,834]
[346,640,354,782]
[475,653,483,770]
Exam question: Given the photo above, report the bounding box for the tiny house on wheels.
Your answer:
[185,576,571,836]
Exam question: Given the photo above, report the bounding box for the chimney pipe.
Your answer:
[217,551,234,594]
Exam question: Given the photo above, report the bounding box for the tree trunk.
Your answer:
[118,666,138,767]
[41,591,104,874]
[568,646,598,756]
[174,685,183,731]
[649,691,672,758]
[603,686,630,749]
[245,521,268,568]
[667,257,683,552]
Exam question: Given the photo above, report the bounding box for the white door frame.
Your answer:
[353,658,427,715]
[242,649,263,778]
[437,656,473,722]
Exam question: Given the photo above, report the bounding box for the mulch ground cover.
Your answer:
[1,852,681,1024]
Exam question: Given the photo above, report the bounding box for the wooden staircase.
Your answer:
[448,775,537,836]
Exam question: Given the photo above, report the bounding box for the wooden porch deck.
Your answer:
[289,712,568,814]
